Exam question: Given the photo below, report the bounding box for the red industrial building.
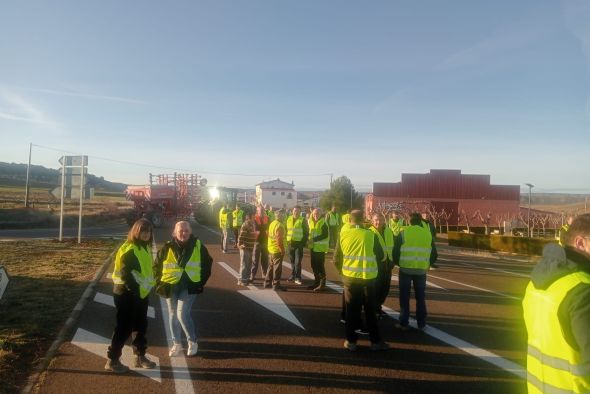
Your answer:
[365,169,521,230]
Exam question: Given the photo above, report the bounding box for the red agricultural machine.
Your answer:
[126,173,207,227]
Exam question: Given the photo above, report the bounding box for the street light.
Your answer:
[525,183,534,237]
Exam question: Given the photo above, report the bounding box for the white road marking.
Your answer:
[217,261,305,330]
[94,292,156,318]
[279,263,524,378]
[389,275,446,290]
[71,328,161,382]
[152,242,195,394]
[427,274,521,301]
[445,260,531,278]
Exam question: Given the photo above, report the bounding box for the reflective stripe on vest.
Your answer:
[112,241,155,299]
[340,227,377,279]
[523,270,590,394]
[286,216,304,242]
[160,240,202,284]
[309,217,329,252]
[232,209,244,227]
[267,220,285,254]
[369,226,394,262]
[399,226,432,270]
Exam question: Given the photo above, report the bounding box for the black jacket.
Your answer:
[154,235,213,297]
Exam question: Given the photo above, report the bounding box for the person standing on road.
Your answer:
[286,206,308,285]
[388,211,406,236]
[154,221,213,357]
[265,209,288,291]
[251,205,270,282]
[334,210,388,352]
[523,214,590,393]
[232,204,244,249]
[308,208,330,291]
[237,212,258,286]
[369,212,394,319]
[326,205,341,249]
[421,212,439,269]
[393,213,432,331]
[219,203,232,253]
[106,218,157,373]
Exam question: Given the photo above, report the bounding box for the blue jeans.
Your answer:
[239,248,253,282]
[166,287,197,344]
[398,271,427,327]
[288,243,304,280]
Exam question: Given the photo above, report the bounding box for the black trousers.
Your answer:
[251,242,269,280]
[344,279,380,344]
[310,251,326,284]
[376,263,393,308]
[107,290,149,360]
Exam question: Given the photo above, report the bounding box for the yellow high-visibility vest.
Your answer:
[369,225,394,262]
[232,209,244,228]
[399,225,432,270]
[389,218,406,236]
[219,208,230,228]
[340,226,378,280]
[160,240,202,285]
[112,241,155,299]
[286,215,304,242]
[309,217,329,252]
[326,212,340,226]
[267,220,285,254]
[523,270,590,393]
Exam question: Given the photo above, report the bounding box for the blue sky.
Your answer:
[1,0,589,192]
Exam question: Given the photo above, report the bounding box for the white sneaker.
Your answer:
[169,343,183,357]
[187,341,198,357]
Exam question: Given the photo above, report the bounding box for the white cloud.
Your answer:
[0,89,63,129]
[22,86,149,105]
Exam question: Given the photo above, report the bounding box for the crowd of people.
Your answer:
[219,203,440,351]
[105,200,590,393]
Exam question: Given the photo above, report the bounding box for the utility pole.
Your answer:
[526,183,534,237]
[24,143,32,208]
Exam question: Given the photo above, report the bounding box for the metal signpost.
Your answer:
[57,156,88,243]
[0,266,9,301]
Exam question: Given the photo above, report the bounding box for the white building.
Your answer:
[256,179,297,210]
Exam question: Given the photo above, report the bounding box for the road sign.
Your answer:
[59,156,88,167]
[0,266,9,301]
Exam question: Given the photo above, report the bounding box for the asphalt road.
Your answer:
[34,222,532,393]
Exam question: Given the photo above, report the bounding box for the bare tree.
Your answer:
[458,209,472,233]
[439,209,453,233]
[473,210,492,235]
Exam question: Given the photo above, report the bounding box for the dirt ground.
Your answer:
[0,239,119,394]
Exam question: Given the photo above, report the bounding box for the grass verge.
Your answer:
[0,239,118,394]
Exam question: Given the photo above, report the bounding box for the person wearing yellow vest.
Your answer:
[265,204,275,222]
[308,208,330,292]
[106,219,157,373]
[369,212,395,320]
[341,211,351,232]
[232,204,245,248]
[393,212,432,331]
[388,211,406,236]
[559,216,574,246]
[334,210,388,352]
[522,214,590,394]
[421,212,439,269]
[286,206,309,285]
[154,221,212,357]
[326,205,341,249]
[219,203,232,253]
[265,209,288,291]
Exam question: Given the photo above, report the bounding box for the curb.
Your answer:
[20,244,120,394]
[437,244,534,263]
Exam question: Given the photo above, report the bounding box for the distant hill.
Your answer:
[0,162,127,192]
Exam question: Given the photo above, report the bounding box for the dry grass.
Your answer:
[0,239,118,394]
[0,185,133,229]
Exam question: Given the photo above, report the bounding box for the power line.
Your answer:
[31,143,332,178]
